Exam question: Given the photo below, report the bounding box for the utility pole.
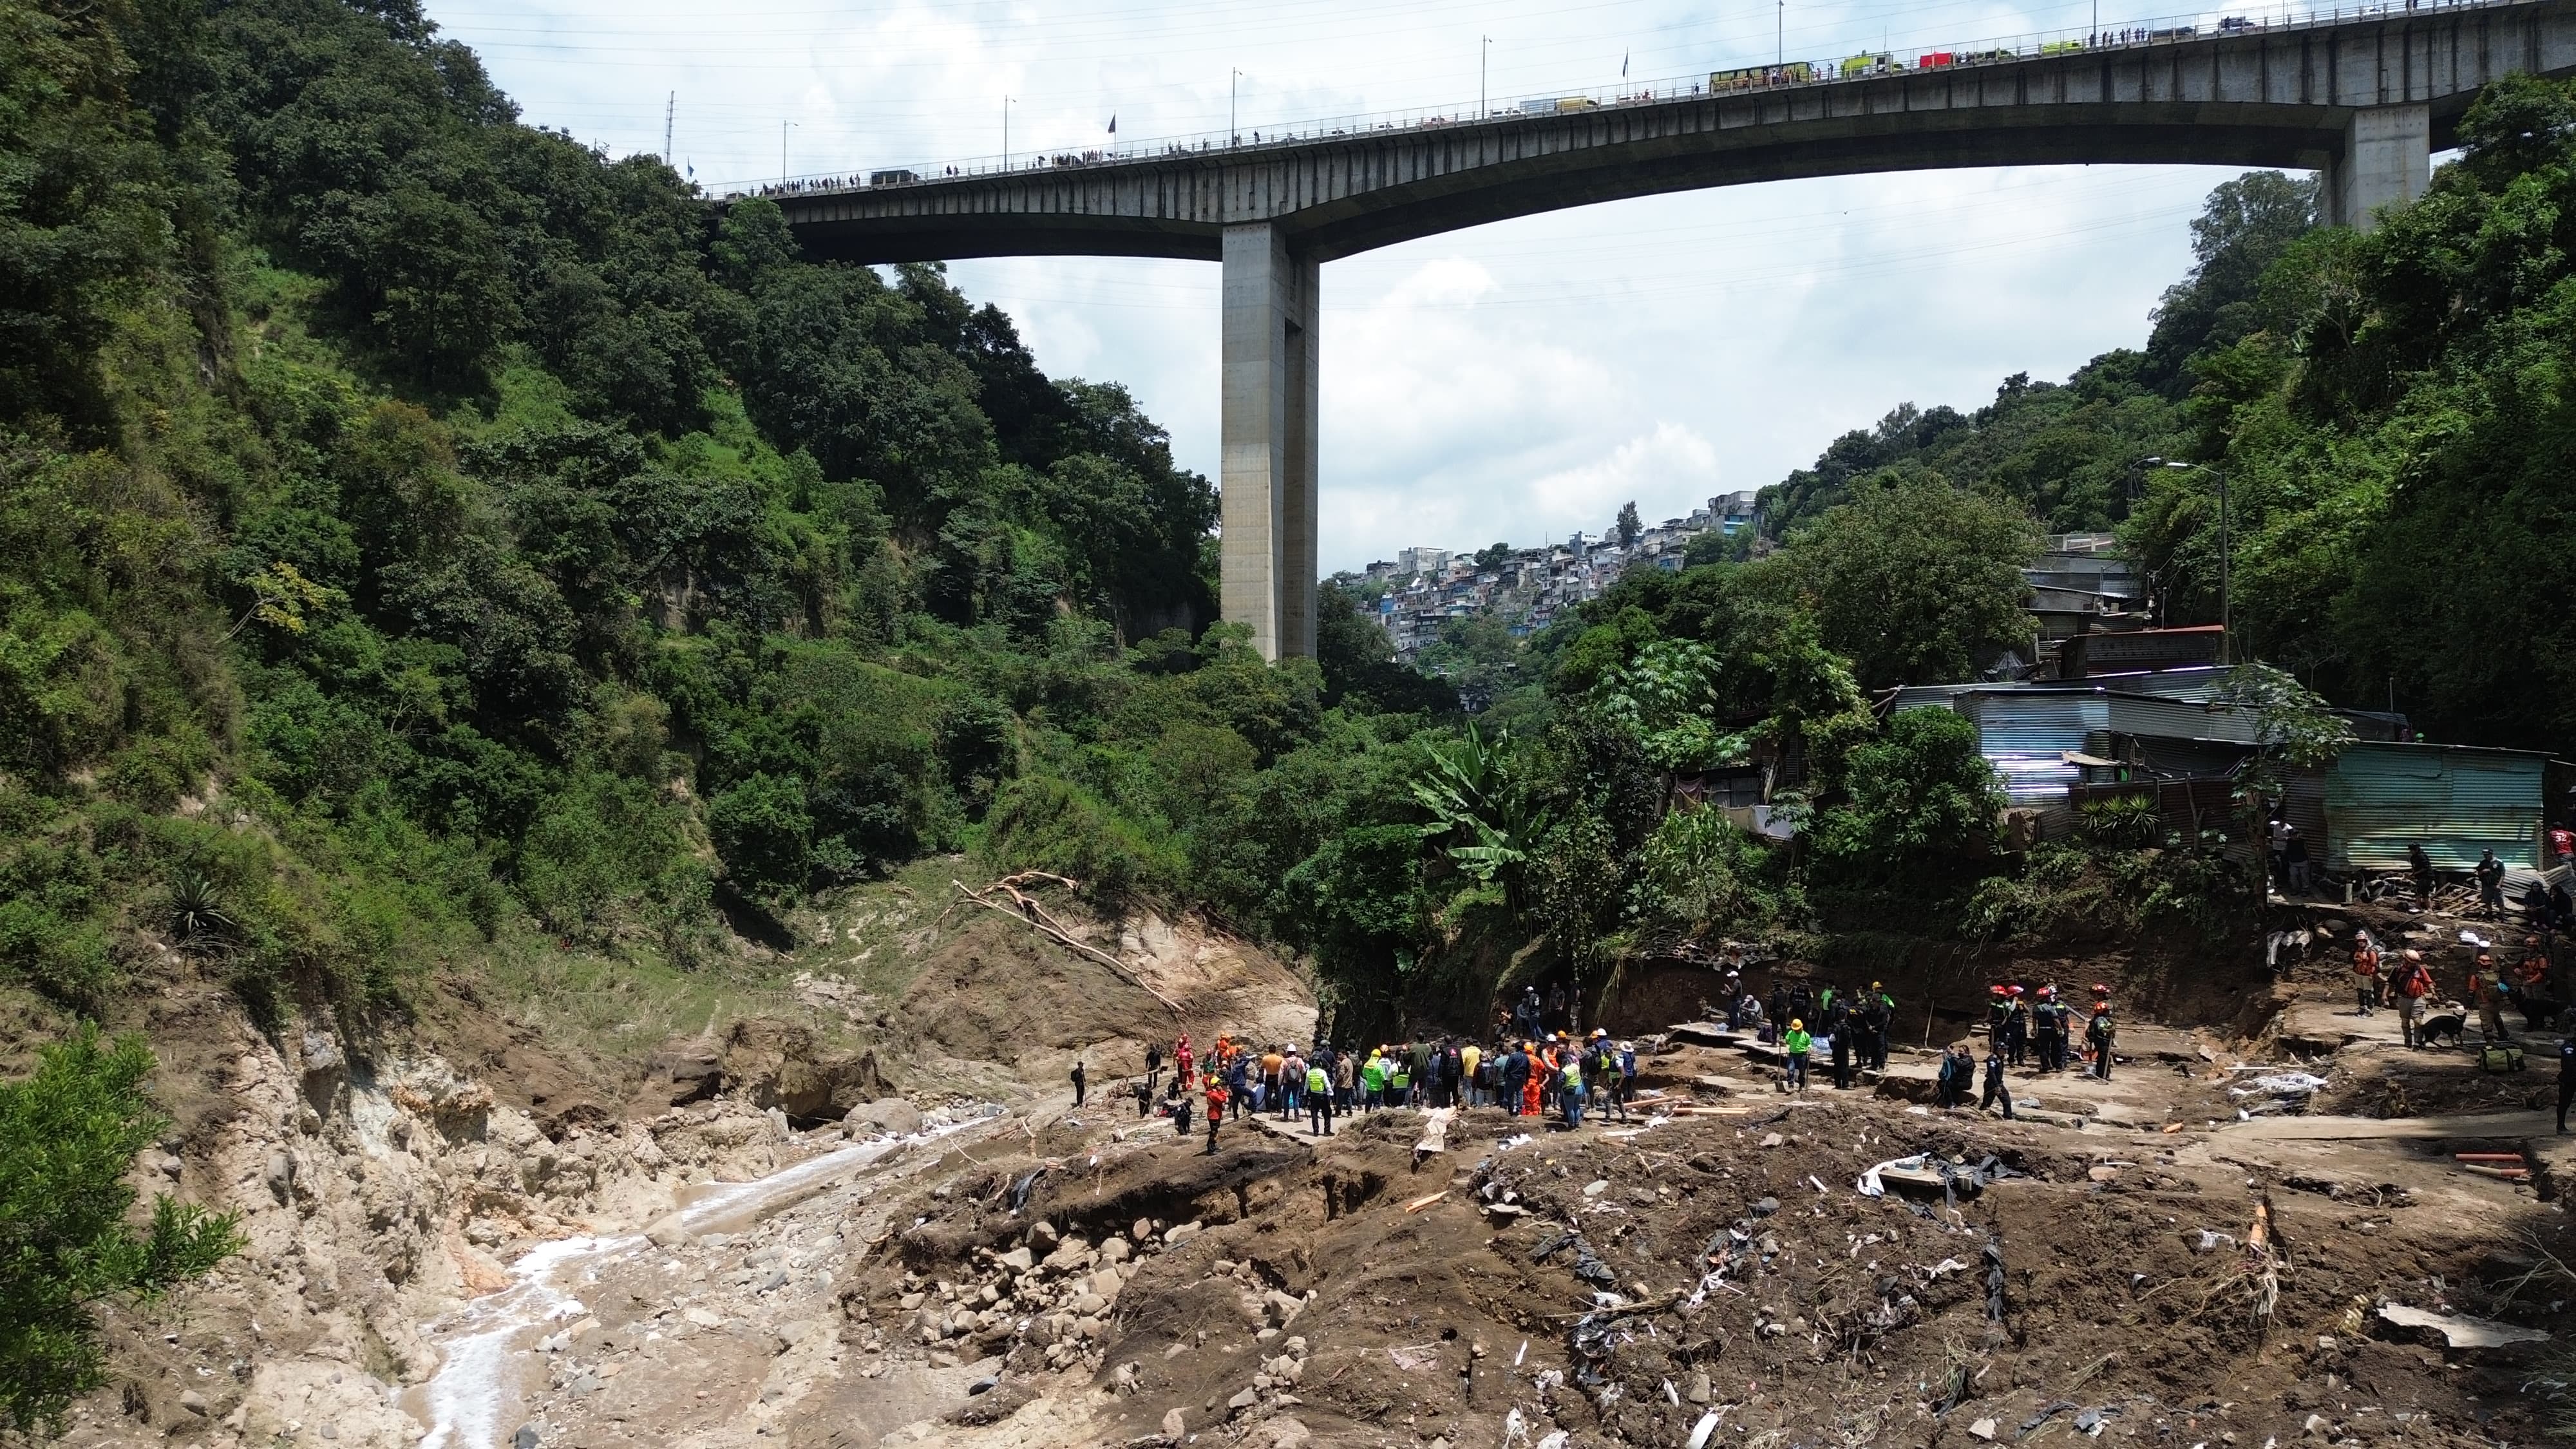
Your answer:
[1777,0,1785,67]
[1231,68,1240,145]
[1482,36,1491,117]
[2150,459,2232,664]
[1003,96,1012,168]
[779,120,791,184]
[664,91,674,162]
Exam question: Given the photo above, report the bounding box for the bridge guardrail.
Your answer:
[715,0,2526,202]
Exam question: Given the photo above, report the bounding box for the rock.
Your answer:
[1969,1418,1998,1440]
[1688,1371,1711,1404]
[1071,1293,1108,1316]
[1164,1408,1188,1437]
[1256,1328,1282,1345]
[644,1213,695,1248]
[513,1428,542,1449]
[1759,1133,1784,1148]
[1582,1180,1609,1197]
[1285,1336,1307,1356]
[1133,1217,1155,1245]
[1099,1236,1132,1264]
[1228,1388,1261,1412]
[2304,1415,2329,1436]
[967,1376,998,1396]
[1030,1220,1059,1247]
[2375,1303,2550,1349]
[1750,1197,1779,1217]
[1090,1269,1124,1300]
[685,1307,724,1328]
[1264,1289,1304,1326]
[998,1246,1035,1272]
[844,1097,923,1139]
[1165,1220,1204,1247]
[178,1390,209,1416]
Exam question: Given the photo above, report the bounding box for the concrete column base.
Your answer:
[1218,223,1318,661]
[2328,104,2430,232]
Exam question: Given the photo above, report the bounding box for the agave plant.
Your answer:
[168,867,235,951]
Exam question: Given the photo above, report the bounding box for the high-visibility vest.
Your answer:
[1307,1065,1328,1094]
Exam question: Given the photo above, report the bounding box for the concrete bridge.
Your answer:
[772,0,2576,659]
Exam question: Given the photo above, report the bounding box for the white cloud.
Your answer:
[431,0,2259,571]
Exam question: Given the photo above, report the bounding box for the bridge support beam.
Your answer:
[2329,104,2430,232]
[1219,222,1318,661]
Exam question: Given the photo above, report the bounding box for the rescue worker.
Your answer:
[1875,974,1896,1067]
[2477,849,2507,917]
[1173,1034,1193,1092]
[1560,1050,1586,1128]
[1980,1043,2014,1119]
[1202,1072,1227,1154]
[1985,985,2010,1048]
[1853,985,1889,1074]
[1070,1057,1086,1107]
[2032,986,2067,1073]
[1168,1076,1192,1138]
[1936,1044,1975,1109]
[1824,993,1854,1090]
[1306,1057,1334,1136]
[2002,986,2030,1067]
[2470,952,2510,1043]
[1520,1042,1544,1117]
[2351,931,2382,1016]
[1782,1018,1812,1093]
[1616,1039,1638,1118]
[1360,1048,1387,1111]
[2086,999,2117,1080]
[2409,842,2435,911]
[2387,949,2432,1046]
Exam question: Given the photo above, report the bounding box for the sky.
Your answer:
[422,0,2289,572]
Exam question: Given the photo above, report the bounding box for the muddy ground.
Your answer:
[41,883,2576,1448]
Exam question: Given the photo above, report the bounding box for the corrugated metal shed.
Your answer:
[1962,692,2107,808]
[2101,694,2265,745]
[2320,741,2546,870]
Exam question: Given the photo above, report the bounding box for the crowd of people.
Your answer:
[1104,1004,1652,1152]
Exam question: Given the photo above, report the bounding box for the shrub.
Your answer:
[0,1030,243,1435]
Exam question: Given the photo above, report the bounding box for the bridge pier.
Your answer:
[1219,222,1320,661]
[2329,104,2430,231]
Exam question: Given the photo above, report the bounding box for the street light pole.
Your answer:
[2150,459,2231,664]
[1777,0,1785,68]
[1232,68,1240,145]
[1482,35,1491,118]
[1003,96,1013,169]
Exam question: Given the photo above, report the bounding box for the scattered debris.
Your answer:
[2375,1303,2550,1349]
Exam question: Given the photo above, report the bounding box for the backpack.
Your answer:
[2479,1043,2526,1074]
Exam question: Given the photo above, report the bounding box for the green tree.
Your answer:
[1812,708,2002,876]
[1614,500,1641,549]
[2,1030,243,1435]
[1772,473,2038,689]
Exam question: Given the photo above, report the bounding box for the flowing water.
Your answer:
[412,1128,957,1449]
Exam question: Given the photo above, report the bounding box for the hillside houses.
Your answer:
[1335,491,1759,658]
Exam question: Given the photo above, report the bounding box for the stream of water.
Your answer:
[412,1128,952,1449]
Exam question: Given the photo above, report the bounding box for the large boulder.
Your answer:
[843,1097,923,1139]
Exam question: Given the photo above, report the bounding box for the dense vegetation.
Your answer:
[12,0,2576,1405]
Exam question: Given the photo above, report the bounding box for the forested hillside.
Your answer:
[9,0,2576,1128]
